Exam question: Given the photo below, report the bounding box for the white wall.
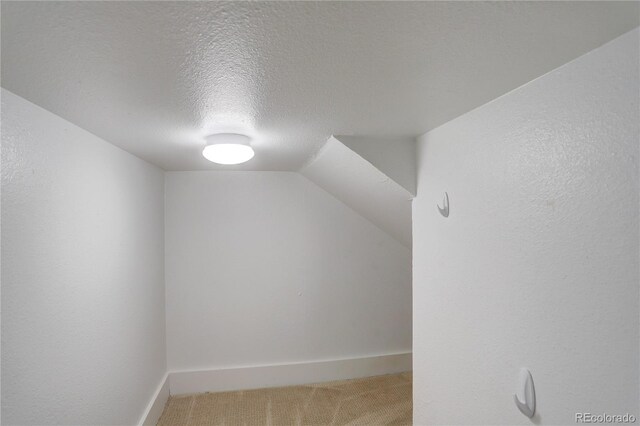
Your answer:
[301,137,413,248]
[1,89,167,425]
[413,28,639,425]
[336,135,416,196]
[165,171,411,372]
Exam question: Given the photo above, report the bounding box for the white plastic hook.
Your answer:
[437,192,449,217]
[514,368,536,418]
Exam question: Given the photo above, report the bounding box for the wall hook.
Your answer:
[437,192,449,217]
[514,368,536,418]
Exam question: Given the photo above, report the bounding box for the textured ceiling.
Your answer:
[2,1,638,171]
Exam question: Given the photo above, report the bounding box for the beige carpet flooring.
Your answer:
[157,372,412,426]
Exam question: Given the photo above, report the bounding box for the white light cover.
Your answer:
[202,134,254,165]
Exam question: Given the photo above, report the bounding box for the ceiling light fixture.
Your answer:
[202,133,255,165]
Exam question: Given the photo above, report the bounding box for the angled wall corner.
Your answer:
[334,135,416,196]
[299,136,413,248]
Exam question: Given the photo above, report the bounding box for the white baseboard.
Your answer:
[168,352,412,396]
[138,373,170,426]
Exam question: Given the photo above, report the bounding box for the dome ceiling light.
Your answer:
[202,133,255,165]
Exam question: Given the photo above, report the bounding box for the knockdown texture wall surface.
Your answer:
[1,89,167,425]
[165,171,412,372]
[413,29,639,425]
